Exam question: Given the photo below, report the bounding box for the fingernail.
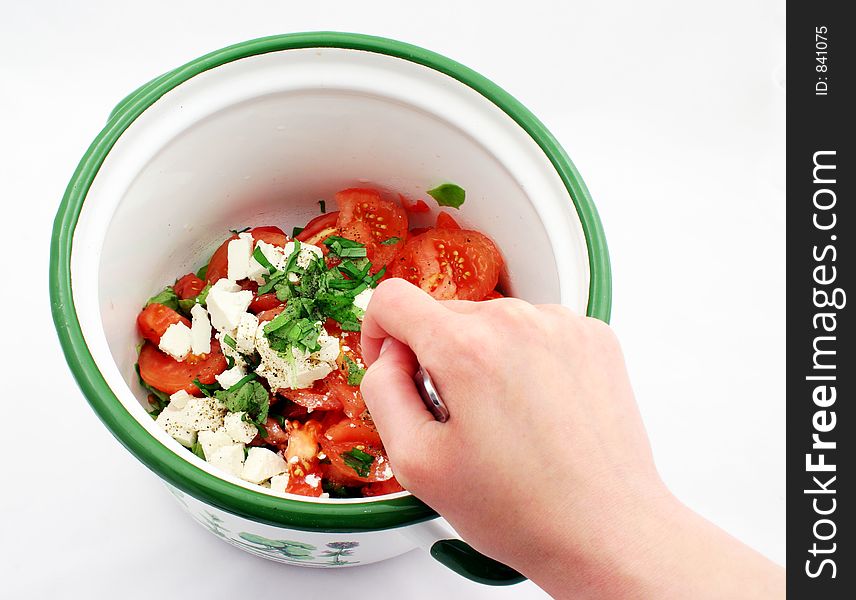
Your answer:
[379,337,394,356]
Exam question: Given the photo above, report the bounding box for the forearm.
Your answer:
[519,493,784,599]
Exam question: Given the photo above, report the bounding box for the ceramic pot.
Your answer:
[50,32,611,585]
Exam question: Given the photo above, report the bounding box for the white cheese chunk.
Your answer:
[208,444,245,477]
[224,411,258,444]
[227,232,255,281]
[284,241,324,269]
[269,474,290,494]
[158,322,192,361]
[255,325,337,390]
[155,403,197,447]
[216,330,247,369]
[215,365,246,389]
[177,397,227,432]
[304,473,322,489]
[190,304,212,355]
[210,278,241,293]
[207,282,253,332]
[240,447,288,484]
[236,312,260,354]
[168,389,194,410]
[197,428,234,460]
[247,241,286,284]
[353,287,373,315]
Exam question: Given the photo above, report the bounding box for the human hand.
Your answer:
[360,279,783,599]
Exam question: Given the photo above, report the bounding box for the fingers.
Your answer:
[361,278,454,365]
[360,337,436,453]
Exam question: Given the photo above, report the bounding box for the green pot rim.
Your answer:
[49,32,612,533]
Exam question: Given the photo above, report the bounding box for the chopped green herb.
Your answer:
[291,226,305,238]
[318,199,326,213]
[322,480,356,498]
[192,378,221,397]
[223,334,237,350]
[427,183,466,209]
[225,354,235,370]
[195,264,209,280]
[230,226,251,234]
[146,286,179,311]
[214,379,270,426]
[380,236,401,245]
[255,422,269,438]
[252,246,277,274]
[191,441,206,460]
[275,414,287,429]
[343,355,366,386]
[342,447,375,478]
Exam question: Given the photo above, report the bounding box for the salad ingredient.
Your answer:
[138,340,228,395]
[174,273,206,299]
[207,279,253,331]
[335,188,407,269]
[436,211,461,230]
[388,229,502,301]
[137,303,189,344]
[189,305,212,355]
[426,183,466,209]
[159,322,193,361]
[295,212,339,247]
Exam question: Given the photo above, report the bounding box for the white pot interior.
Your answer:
[70,47,590,502]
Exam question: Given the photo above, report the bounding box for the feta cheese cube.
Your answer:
[190,304,212,355]
[240,447,288,484]
[352,287,373,314]
[158,322,192,361]
[168,389,194,410]
[236,312,259,354]
[224,411,258,444]
[208,444,245,477]
[247,241,286,284]
[316,331,341,363]
[284,241,324,269]
[227,232,255,281]
[255,326,336,390]
[197,428,234,460]
[269,474,290,494]
[156,403,197,447]
[207,284,253,332]
[178,397,226,432]
[211,278,241,293]
[215,365,246,389]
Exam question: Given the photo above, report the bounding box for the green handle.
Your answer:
[430,539,525,586]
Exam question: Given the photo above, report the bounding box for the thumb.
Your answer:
[360,337,435,455]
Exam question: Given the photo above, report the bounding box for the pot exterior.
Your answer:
[166,484,418,567]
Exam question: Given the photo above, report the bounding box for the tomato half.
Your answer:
[296,212,339,248]
[320,439,392,484]
[205,226,289,284]
[249,292,281,314]
[387,229,503,301]
[279,380,343,412]
[174,273,205,299]
[436,211,461,230]
[137,340,228,395]
[362,478,405,497]
[323,417,383,447]
[137,303,190,344]
[325,372,367,418]
[335,188,408,269]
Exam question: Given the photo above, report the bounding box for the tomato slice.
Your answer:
[284,421,324,497]
[137,303,190,344]
[279,380,343,412]
[362,477,404,497]
[320,439,392,484]
[335,188,408,270]
[174,273,205,299]
[325,371,367,419]
[296,212,339,248]
[436,211,461,230]
[256,304,286,323]
[249,292,281,314]
[205,226,289,284]
[323,418,383,447]
[399,194,430,213]
[387,229,503,301]
[137,340,227,395]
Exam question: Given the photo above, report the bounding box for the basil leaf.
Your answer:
[195,264,209,280]
[223,334,237,349]
[214,379,270,424]
[380,236,401,245]
[252,246,277,274]
[427,183,466,209]
[342,447,374,478]
[343,355,365,386]
[146,286,179,311]
[135,363,170,415]
[292,226,305,238]
[192,378,221,397]
[191,441,206,460]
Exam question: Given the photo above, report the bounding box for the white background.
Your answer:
[0,1,785,598]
